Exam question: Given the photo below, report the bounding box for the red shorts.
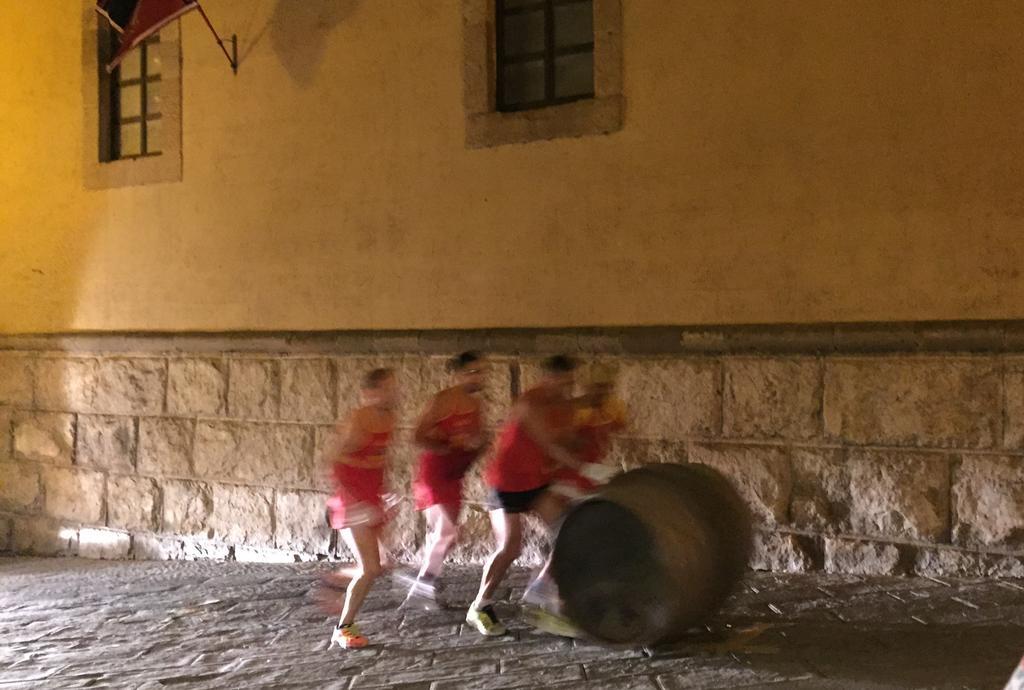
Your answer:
[413,451,475,512]
[328,463,385,529]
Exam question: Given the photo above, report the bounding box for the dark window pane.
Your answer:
[503,10,545,56]
[147,118,162,154]
[146,80,162,116]
[119,49,141,82]
[119,122,142,157]
[503,60,545,106]
[554,52,593,99]
[495,0,595,111]
[554,1,593,48]
[119,83,142,119]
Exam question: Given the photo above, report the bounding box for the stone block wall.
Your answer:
[2,326,1024,578]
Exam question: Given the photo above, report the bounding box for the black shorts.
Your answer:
[487,485,550,514]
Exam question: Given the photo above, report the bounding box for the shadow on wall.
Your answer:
[267,0,359,85]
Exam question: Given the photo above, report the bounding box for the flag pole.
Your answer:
[194,1,237,74]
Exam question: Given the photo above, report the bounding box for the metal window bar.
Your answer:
[496,0,595,112]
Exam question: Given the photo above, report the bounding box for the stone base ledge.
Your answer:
[6,319,1024,355]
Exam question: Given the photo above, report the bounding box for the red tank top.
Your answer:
[484,390,573,492]
[343,429,391,469]
[437,408,481,444]
[485,422,549,491]
[418,407,482,480]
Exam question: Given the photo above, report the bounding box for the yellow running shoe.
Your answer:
[466,604,507,636]
[330,623,369,649]
[525,606,583,639]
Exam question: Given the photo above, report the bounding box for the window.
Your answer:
[82,3,182,189]
[496,0,594,112]
[104,32,164,160]
[462,0,623,148]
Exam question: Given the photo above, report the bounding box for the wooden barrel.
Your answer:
[550,463,752,645]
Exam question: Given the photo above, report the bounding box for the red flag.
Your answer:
[105,0,199,72]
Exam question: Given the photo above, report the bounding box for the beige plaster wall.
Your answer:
[2,1,1024,333]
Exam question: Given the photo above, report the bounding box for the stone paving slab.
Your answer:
[1,558,1023,689]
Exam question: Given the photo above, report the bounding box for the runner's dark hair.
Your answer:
[448,350,483,373]
[362,367,393,389]
[542,354,577,374]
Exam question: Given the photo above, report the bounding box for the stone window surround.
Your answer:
[463,0,624,148]
[80,1,182,189]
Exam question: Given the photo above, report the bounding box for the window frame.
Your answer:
[82,1,182,189]
[463,0,622,149]
[107,34,164,160]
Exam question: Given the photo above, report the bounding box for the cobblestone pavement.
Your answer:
[1,558,1023,689]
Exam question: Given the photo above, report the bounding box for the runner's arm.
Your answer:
[414,395,451,453]
[516,400,582,472]
[322,413,369,464]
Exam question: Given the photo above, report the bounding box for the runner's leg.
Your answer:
[339,524,383,626]
[420,503,460,580]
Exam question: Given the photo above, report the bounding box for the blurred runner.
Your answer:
[403,352,490,609]
[549,361,627,502]
[323,368,398,650]
[523,361,628,636]
[465,355,580,637]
